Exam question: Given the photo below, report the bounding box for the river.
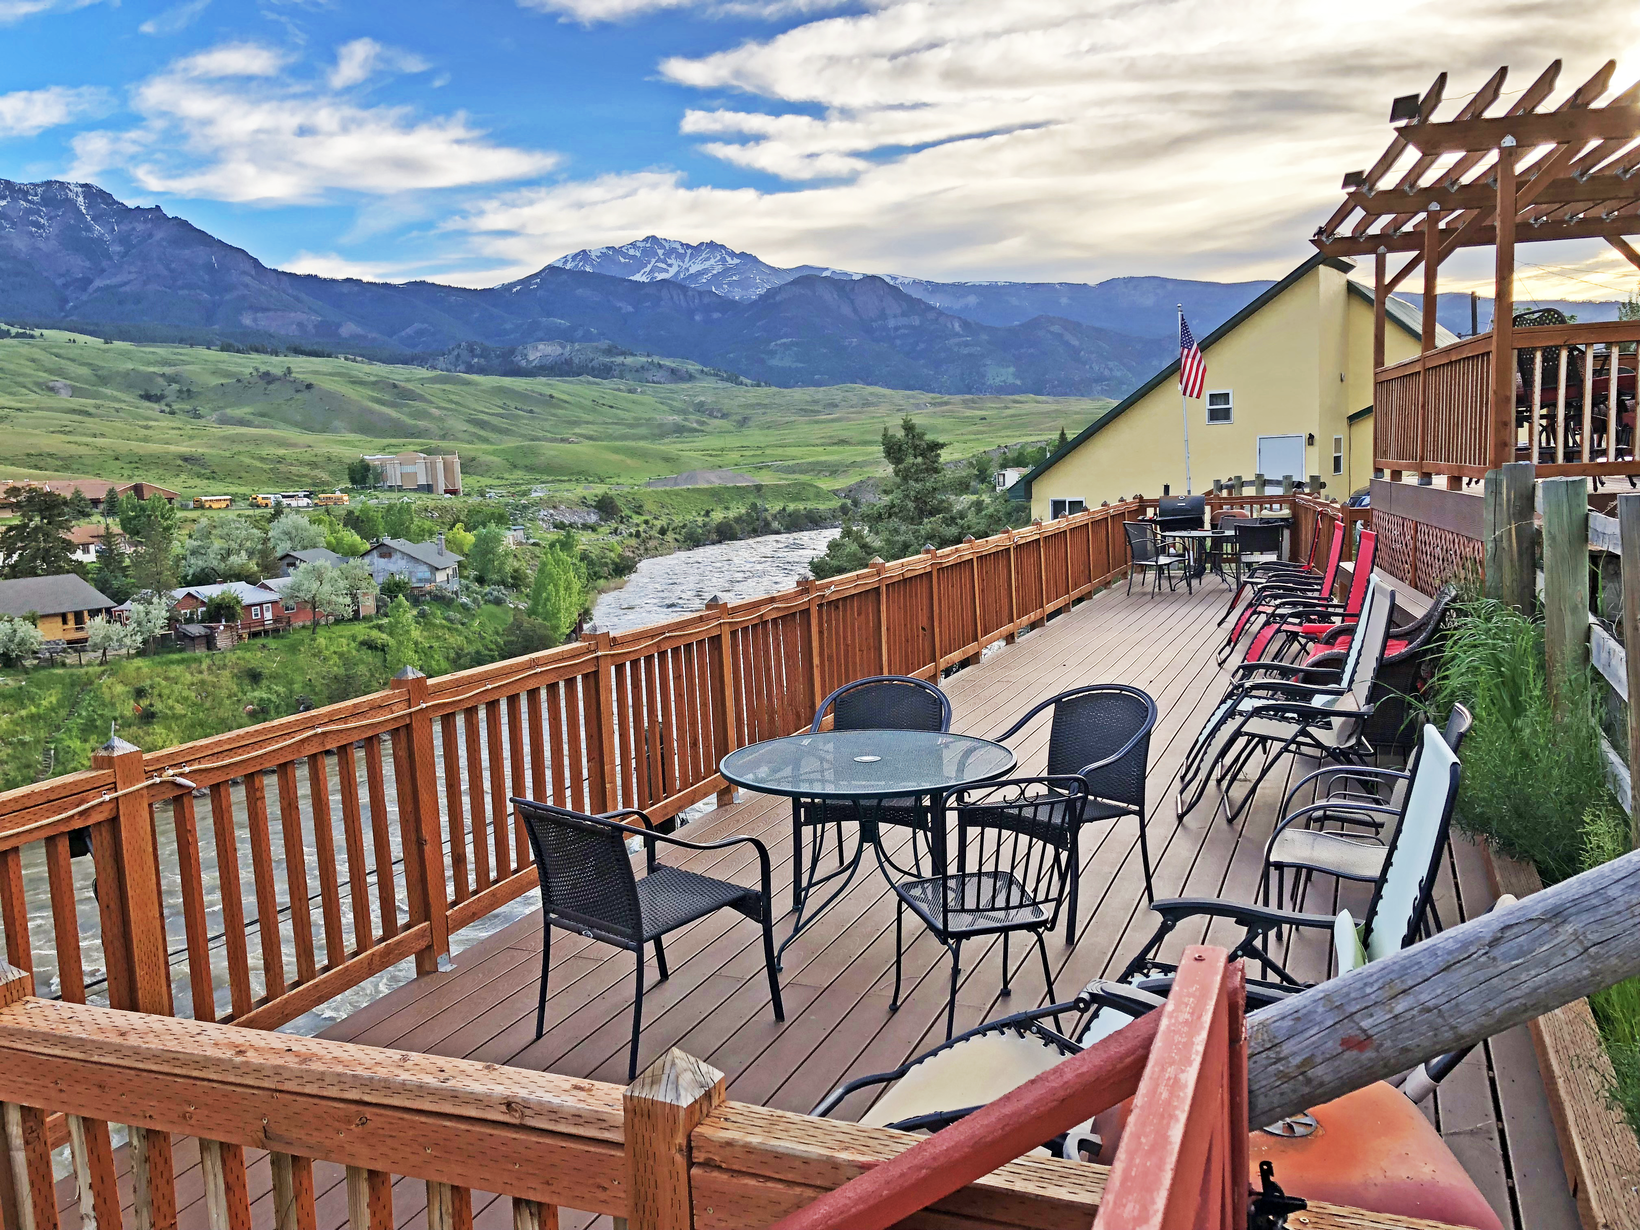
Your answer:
[591,527,840,633]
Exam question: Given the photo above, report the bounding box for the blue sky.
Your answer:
[2,0,1639,298]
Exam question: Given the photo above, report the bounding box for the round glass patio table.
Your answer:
[1162,528,1237,587]
[720,730,1015,964]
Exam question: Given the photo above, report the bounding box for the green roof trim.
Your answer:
[1010,252,1425,502]
[1347,404,1374,424]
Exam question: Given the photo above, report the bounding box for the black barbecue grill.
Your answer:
[1152,494,1206,534]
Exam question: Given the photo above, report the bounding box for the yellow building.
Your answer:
[0,574,116,644]
[1015,254,1445,518]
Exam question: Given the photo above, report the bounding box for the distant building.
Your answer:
[0,479,179,511]
[169,582,284,640]
[277,547,347,577]
[361,451,462,496]
[367,537,462,592]
[0,574,117,644]
[65,523,125,564]
[994,468,1028,492]
[260,574,377,624]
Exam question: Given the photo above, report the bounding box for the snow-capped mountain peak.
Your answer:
[546,235,856,302]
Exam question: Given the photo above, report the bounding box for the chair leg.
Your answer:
[945,939,962,1041]
[1000,932,1011,996]
[1064,825,1080,942]
[1035,931,1061,1034]
[535,923,551,1041]
[628,949,645,1082]
[890,901,904,1011]
[653,936,669,980]
[760,906,785,1020]
[1137,810,1156,905]
[791,799,803,912]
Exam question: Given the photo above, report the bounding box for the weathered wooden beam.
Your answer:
[625,1049,724,1230]
[1484,463,1535,612]
[1622,493,1640,835]
[1541,477,1590,710]
[1246,846,1640,1125]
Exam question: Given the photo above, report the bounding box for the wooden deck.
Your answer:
[81,579,1579,1230]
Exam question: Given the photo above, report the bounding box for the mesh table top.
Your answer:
[719,730,1015,800]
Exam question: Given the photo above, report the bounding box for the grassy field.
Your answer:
[0,328,1110,495]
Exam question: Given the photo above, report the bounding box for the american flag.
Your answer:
[1178,315,1205,400]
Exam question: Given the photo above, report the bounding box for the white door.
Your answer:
[1256,435,1307,489]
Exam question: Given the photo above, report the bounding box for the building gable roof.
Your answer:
[0,574,116,618]
[1011,253,1427,501]
[283,547,346,568]
[379,538,463,568]
[173,581,281,604]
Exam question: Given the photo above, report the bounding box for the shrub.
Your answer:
[1581,803,1640,1135]
[1428,597,1614,882]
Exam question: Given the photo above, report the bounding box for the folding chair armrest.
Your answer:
[1230,659,1341,679]
[1246,698,1374,721]
[1147,896,1336,931]
[1229,679,1347,701]
[1268,801,1396,844]
[1315,621,1359,646]
[1280,764,1406,813]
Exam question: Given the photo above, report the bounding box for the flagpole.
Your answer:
[1178,304,1193,496]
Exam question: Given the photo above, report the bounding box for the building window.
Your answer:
[1206,391,1233,424]
[1332,435,1344,476]
[1048,497,1086,520]
[283,600,296,613]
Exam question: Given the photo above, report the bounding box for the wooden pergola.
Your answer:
[1312,61,1640,471]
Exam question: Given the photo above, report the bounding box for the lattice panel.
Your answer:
[1415,522,1483,595]
[1374,511,1418,589]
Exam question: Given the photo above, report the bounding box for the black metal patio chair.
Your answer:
[1123,521,1189,596]
[514,797,784,1080]
[880,776,1086,1040]
[993,684,1158,928]
[791,675,951,913]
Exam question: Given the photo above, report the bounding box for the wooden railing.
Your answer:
[1375,320,1640,480]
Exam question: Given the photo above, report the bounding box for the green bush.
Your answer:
[1581,803,1640,1135]
[1428,597,1614,882]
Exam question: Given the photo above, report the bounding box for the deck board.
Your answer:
[61,577,1576,1230]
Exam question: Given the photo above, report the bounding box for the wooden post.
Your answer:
[1619,494,1640,840]
[91,737,171,1014]
[964,537,982,665]
[589,632,620,813]
[1252,474,1264,506]
[511,1199,557,1230]
[624,1049,725,1230]
[1280,475,1294,496]
[1490,138,1518,471]
[1003,532,1018,644]
[0,965,32,1230]
[389,669,449,975]
[1421,202,1441,354]
[1373,248,1388,372]
[1484,462,1535,615]
[923,546,941,675]
[346,1168,392,1230]
[1249,845,1640,1126]
[1033,521,1047,629]
[1541,477,1590,714]
[705,601,737,806]
[799,582,822,722]
[871,558,889,671]
[130,1123,176,1230]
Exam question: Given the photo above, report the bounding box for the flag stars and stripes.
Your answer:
[1179,316,1206,400]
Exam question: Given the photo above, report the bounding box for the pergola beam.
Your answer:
[1400,101,1633,154]
[1609,235,1640,272]
[1346,171,1640,217]
[1319,211,1640,257]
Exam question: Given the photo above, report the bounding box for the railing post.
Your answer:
[1541,477,1590,716]
[923,546,941,675]
[1033,521,1047,629]
[1004,530,1018,644]
[963,537,982,665]
[1484,462,1535,615]
[705,600,737,806]
[0,966,32,1230]
[589,632,620,813]
[1621,494,1640,839]
[624,1049,725,1230]
[799,582,822,720]
[1490,138,1518,472]
[91,736,172,1015]
[390,669,449,975]
[871,558,889,671]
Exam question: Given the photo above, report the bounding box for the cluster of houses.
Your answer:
[0,535,464,655]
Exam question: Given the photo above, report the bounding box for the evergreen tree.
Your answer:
[344,502,384,542]
[0,486,81,578]
[1056,426,1069,451]
[346,458,374,488]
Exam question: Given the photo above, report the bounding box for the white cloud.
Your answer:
[456,0,1640,287]
[0,0,105,25]
[70,41,557,204]
[327,38,430,90]
[517,0,845,23]
[139,0,212,36]
[0,85,109,138]
[279,251,428,281]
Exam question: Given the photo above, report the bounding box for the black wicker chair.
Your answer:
[880,776,1086,1040]
[1123,521,1189,595]
[791,676,951,913]
[994,684,1158,930]
[514,798,784,1079]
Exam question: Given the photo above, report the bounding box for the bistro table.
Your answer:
[720,729,1016,966]
[1162,527,1237,587]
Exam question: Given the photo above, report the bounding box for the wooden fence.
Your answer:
[1375,319,1640,480]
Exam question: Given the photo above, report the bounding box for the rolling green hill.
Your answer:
[0,329,1111,494]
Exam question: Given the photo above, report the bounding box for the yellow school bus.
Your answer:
[250,494,276,508]
[193,495,234,510]
[314,492,350,507]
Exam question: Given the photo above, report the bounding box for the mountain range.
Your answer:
[5,179,1621,399]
